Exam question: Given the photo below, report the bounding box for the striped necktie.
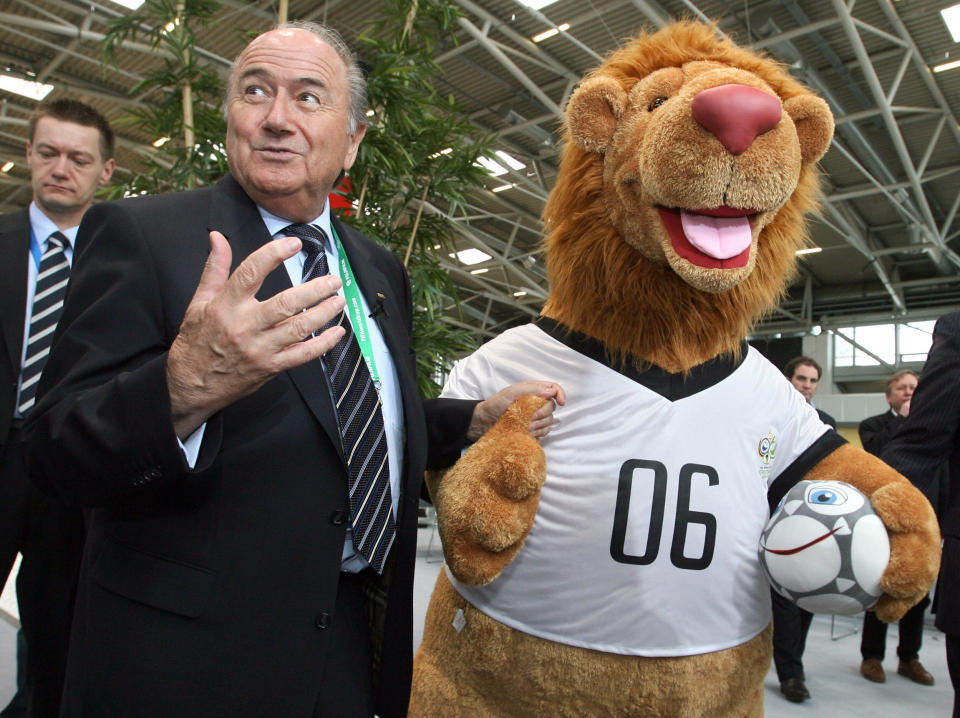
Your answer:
[285,223,395,574]
[18,231,70,415]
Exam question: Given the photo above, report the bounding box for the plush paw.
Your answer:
[800,445,941,623]
[870,482,941,622]
[430,396,548,586]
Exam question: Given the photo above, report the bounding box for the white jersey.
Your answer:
[441,320,841,657]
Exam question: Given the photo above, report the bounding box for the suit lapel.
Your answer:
[206,175,344,464]
[0,210,31,374]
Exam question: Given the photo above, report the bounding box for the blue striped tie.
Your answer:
[285,223,395,574]
[18,231,70,415]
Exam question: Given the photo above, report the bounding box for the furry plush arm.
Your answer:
[801,443,941,622]
[424,395,548,586]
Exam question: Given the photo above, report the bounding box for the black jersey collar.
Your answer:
[534,316,748,401]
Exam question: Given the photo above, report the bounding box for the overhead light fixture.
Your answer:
[429,147,453,159]
[108,0,146,8]
[942,4,960,43]
[491,183,514,193]
[513,290,527,297]
[532,23,570,43]
[152,136,170,148]
[494,150,526,171]
[449,248,492,265]
[475,156,508,176]
[933,59,960,73]
[1,161,13,173]
[795,247,823,255]
[470,268,489,275]
[365,109,375,117]
[0,75,54,101]
[517,0,560,9]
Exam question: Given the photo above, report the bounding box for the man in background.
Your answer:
[0,98,115,717]
[772,355,836,702]
[784,355,836,429]
[880,312,959,716]
[858,370,936,687]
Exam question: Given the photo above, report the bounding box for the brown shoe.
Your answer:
[898,659,935,686]
[860,658,886,683]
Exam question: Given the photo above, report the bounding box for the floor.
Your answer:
[0,528,954,716]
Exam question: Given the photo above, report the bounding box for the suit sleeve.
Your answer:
[23,200,220,507]
[881,313,960,502]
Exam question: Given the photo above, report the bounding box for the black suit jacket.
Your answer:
[859,408,903,458]
[25,174,473,718]
[881,310,960,539]
[0,209,30,442]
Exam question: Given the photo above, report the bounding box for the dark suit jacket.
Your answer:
[881,310,960,635]
[0,209,30,443]
[25,174,474,718]
[881,310,960,539]
[859,408,903,458]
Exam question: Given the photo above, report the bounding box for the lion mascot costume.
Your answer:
[407,21,940,717]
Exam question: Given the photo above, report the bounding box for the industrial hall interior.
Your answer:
[1,0,960,716]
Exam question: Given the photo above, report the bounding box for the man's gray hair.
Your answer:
[224,20,368,135]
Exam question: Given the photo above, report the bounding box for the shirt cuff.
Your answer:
[178,422,207,469]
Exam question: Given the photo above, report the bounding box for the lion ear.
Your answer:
[783,94,834,166]
[566,76,629,154]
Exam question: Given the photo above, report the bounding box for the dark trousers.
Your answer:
[860,594,931,662]
[0,428,85,718]
[948,634,960,718]
[312,571,376,718]
[771,589,813,681]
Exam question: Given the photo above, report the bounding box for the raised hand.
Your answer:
[167,230,346,438]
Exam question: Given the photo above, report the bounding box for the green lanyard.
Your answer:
[328,223,380,385]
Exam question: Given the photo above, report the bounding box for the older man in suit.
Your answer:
[25,22,559,718]
[0,99,115,717]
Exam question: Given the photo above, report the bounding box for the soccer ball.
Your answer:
[759,480,889,615]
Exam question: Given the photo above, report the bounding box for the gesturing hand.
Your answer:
[167,231,346,439]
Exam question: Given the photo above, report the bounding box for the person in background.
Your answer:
[772,355,836,702]
[23,23,561,718]
[880,311,959,716]
[0,98,115,718]
[858,369,936,687]
[784,355,836,429]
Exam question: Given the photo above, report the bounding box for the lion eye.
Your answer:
[648,96,668,111]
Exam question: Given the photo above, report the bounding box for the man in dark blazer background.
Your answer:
[880,312,960,716]
[0,99,115,718]
[858,370,936,687]
[24,22,559,718]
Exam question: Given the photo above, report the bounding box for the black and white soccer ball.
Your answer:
[759,480,889,615]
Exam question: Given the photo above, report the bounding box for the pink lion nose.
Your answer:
[691,84,782,155]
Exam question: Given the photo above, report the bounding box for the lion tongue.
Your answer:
[680,211,752,260]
